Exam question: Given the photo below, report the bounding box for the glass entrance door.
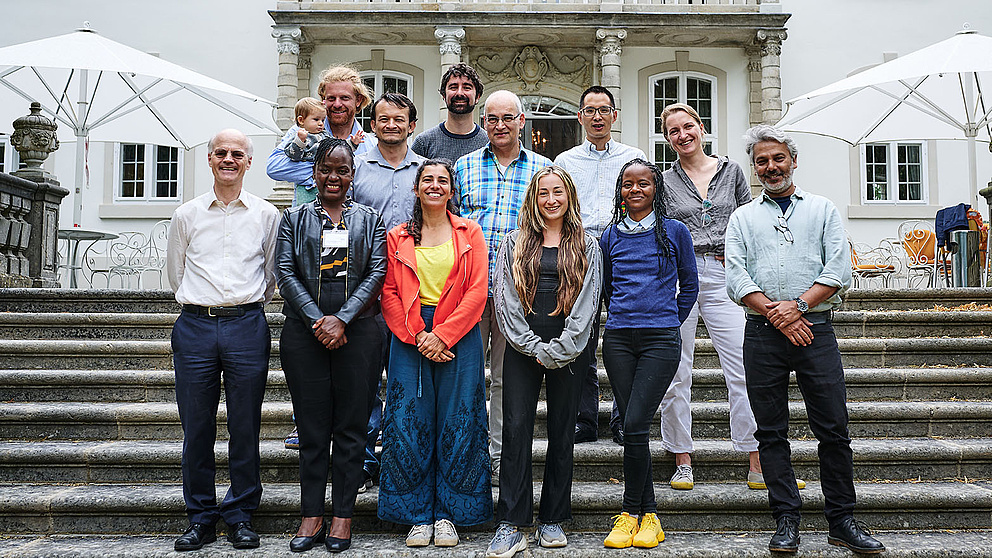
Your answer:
[521,95,581,161]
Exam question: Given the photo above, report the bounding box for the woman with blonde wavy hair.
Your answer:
[485,165,603,557]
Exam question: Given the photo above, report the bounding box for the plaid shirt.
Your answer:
[454,143,553,293]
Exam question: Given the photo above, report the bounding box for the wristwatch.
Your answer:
[794,297,809,313]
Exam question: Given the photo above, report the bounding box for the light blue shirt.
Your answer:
[724,187,851,313]
[266,120,376,202]
[554,139,646,238]
[619,210,656,233]
[352,145,424,233]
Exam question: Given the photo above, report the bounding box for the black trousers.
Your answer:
[575,310,600,433]
[743,317,856,528]
[172,308,270,526]
[497,344,586,525]
[281,315,382,518]
[602,327,681,515]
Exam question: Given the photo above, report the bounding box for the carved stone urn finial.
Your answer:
[10,101,60,177]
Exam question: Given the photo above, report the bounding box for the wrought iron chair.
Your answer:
[848,236,900,288]
[897,220,950,288]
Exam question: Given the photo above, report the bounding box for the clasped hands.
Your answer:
[764,299,814,347]
[313,315,348,350]
[415,331,454,363]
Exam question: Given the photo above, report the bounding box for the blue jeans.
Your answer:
[602,327,681,515]
[743,316,856,528]
[172,308,269,526]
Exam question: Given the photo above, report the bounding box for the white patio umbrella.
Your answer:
[0,25,280,226]
[778,28,992,203]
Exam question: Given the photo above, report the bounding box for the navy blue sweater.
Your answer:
[600,219,698,329]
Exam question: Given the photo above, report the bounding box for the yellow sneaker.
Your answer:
[604,512,638,549]
[632,513,665,548]
[747,471,806,490]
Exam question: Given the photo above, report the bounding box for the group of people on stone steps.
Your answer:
[165,61,885,555]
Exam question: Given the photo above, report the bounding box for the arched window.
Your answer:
[649,71,717,171]
[357,70,413,133]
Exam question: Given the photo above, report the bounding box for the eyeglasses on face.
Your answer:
[212,149,246,160]
[774,215,794,243]
[485,114,520,125]
[580,106,615,117]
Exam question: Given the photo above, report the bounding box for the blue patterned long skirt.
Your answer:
[377,306,493,526]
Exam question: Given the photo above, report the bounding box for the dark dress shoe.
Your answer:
[828,517,885,554]
[325,535,351,553]
[175,522,216,551]
[227,521,261,549]
[611,425,624,445]
[574,425,597,443]
[768,517,800,553]
[290,521,327,552]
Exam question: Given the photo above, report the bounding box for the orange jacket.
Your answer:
[381,212,488,348]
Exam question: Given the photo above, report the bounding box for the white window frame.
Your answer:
[648,70,717,171]
[357,70,414,133]
[860,141,928,205]
[113,143,183,204]
[0,138,23,173]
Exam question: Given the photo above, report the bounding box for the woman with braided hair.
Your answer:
[599,158,698,549]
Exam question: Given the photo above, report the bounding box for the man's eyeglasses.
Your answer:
[701,198,713,226]
[212,149,246,160]
[485,114,520,126]
[580,106,615,117]
[774,215,794,243]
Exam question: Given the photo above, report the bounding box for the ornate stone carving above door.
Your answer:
[473,46,590,92]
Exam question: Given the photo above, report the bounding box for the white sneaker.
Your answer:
[405,523,433,547]
[433,518,459,547]
[670,464,694,490]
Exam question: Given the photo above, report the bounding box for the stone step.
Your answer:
[839,287,992,311]
[0,370,292,402]
[0,313,286,340]
[4,337,992,370]
[1,481,989,535]
[1,437,987,485]
[3,531,992,558]
[3,399,988,441]
[4,310,992,340]
[579,400,992,440]
[4,287,991,314]
[3,367,989,404]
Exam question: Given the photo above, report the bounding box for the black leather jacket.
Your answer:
[276,200,387,327]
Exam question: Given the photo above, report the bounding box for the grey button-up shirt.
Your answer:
[352,145,425,233]
[725,187,851,313]
[663,156,750,255]
[554,139,646,238]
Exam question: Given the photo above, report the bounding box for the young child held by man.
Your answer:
[284,97,331,162]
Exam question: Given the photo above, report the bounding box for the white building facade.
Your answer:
[2,0,990,251]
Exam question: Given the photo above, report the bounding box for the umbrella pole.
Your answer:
[72,70,87,228]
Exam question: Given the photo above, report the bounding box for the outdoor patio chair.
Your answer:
[848,236,899,288]
[897,220,950,288]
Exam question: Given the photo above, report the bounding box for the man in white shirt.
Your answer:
[555,85,645,445]
[167,129,280,552]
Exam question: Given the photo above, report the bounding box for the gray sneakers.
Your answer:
[535,523,567,548]
[433,519,459,547]
[405,523,433,547]
[485,522,527,558]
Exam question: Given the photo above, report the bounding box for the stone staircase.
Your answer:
[1,287,991,556]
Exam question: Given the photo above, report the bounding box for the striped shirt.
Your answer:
[454,143,553,292]
[554,139,646,238]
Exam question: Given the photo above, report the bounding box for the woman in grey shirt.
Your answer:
[659,103,784,492]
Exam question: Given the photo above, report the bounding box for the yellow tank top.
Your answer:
[415,238,455,306]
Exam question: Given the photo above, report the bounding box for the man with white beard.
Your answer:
[724,125,884,555]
